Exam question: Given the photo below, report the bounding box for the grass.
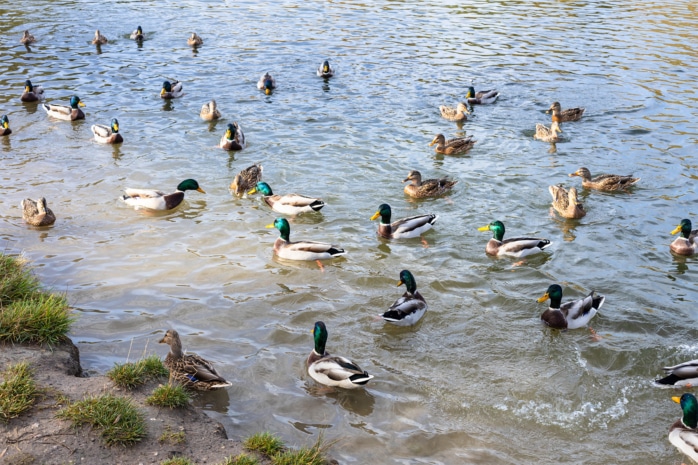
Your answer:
[244,432,332,465]
[160,457,194,465]
[219,453,259,465]
[0,362,38,422]
[107,354,168,389]
[57,394,146,446]
[159,425,186,445]
[244,432,285,456]
[146,384,190,408]
[0,254,39,304]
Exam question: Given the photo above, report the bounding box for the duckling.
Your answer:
[249,182,324,215]
[669,393,698,463]
[130,26,144,41]
[534,121,562,142]
[42,96,85,121]
[546,101,584,123]
[429,134,476,155]
[465,86,499,104]
[381,270,427,326]
[370,203,437,239]
[20,30,36,45]
[92,29,107,45]
[121,179,205,211]
[537,284,604,330]
[0,115,11,136]
[439,102,470,122]
[21,197,56,227]
[266,218,345,261]
[548,184,586,219]
[257,72,276,95]
[656,360,698,387]
[307,321,373,389]
[91,118,123,144]
[160,80,183,99]
[317,60,334,78]
[158,329,232,391]
[200,100,221,121]
[477,220,551,257]
[20,80,44,102]
[229,164,263,196]
[670,219,698,256]
[569,167,640,191]
[402,170,457,198]
[219,122,245,151]
[187,32,203,46]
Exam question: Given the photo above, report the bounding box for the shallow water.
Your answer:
[1,1,698,463]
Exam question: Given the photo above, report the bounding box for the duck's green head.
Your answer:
[466,86,475,99]
[1,115,9,130]
[266,217,290,241]
[70,96,85,109]
[176,179,205,193]
[537,284,563,308]
[673,393,698,429]
[24,80,34,92]
[161,81,172,95]
[322,60,331,73]
[263,76,274,94]
[249,181,273,196]
[397,270,418,294]
[224,123,235,140]
[478,220,505,241]
[312,321,328,354]
[671,219,693,239]
[110,118,120,133]
[370,203,392,223]
[136,26,143,36]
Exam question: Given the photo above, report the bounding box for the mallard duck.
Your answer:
[549,184,586,219]
[200,100,221,121]
[249,182,324,215]
[429,134,476,155]
[546,101,584,123]
[477,220,551,257]
[158,329,231,391]
[187,32,203,46]
[91,118,123,144]
[370,203,437,239]
[219,122,245,150]
[20,30,36,45]
[307,321,373,389]
[121,179,205,211]
[656,360,698,387]
[92,29,107,45]
[534,121,562,142]
[403,170,457,198]
[130,25,144,41]
[20,79,44,102]
[670,219,698,256]
[317,60,334,78]
[381,270,427,326]
[537,284,604,330]
[265,218,345,261]
[0,115,11,136]
[160,80,183,99]
[569,167,639,191]
[21,197,56,227]
[257,72,276,95]
[42,96,85,121]
[439,102,469,122]
[229,164,263,196]
[465,86,499,104]
[669,393,698,463]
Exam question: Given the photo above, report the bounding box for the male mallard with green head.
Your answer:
[370,203,437,239]
[42,96,85,121]
[266,218,345,261]
[317,60,334,78]
[219,122,246,150]
[20,80,44,102]
[160,80,183,99]
[121,179,205,211]
[670,219,697,256]
[669,393,698,463]
[130,25,144,41]
[249,182,324,215]
[307,321,373,389]
[257,72,276,95]
[381,270,427,326]
[465,86,499,104]
[537,284,604,330]
[0,115,11,136]
[91,118,123,144]
[478,220,551,257]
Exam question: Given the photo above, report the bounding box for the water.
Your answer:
[1,1,698,463]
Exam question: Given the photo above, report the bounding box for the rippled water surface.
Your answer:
[2,1,698,463]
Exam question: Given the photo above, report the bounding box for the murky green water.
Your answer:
[2,1,698,463]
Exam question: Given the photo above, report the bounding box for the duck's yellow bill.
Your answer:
[396,279,404,287]
[673,396,682,404]
[197,187,206,194]
[671,225,682,235]
[537,293,549,303]
[248,187,258,195]
[265,224,275,229]
[370,212,380,221]
[477,225,490,231]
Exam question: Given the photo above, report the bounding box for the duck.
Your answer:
[534,121,562,142]
[21,197,56,227]
[306,321,373,389]
[0,115,11,136]
[537,284,604,330]
[477,220,551,257]
[402,170,457,198]
[569,167,640,191]
[317,60,334,78]
[257,72,276,95]
[200,100,221,121]
[158,329,231,391]
[160,80,183,99]
[429,133,476,155]
[669,393,698,463]
[465,86,499,105]
[546,101,584,123]
[20,79,44,102]
[265,218,345,261]
[121,179,205,211]
[187,32,203,46]
[549,184,586,219]
[91,118,123,144]
[229,164,263,196]
[219,122,245,150]
[130,25,144,41]
[656,360,698,387]
[42,95,85,121]
[92,29,107,45]
[20,30,36,45]
[670,219,698,256]
[381,270,427,326]
[370,203,437,239]
[249,182,324,215]
[439,102,469,122]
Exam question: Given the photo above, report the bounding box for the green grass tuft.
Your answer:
[0,292,74,345]
[0,362,38,422]
[219,453,259,465]
[160,457,194,465]
[146,384,190,408]
[57,394,146,446]
[107,354,168,389]
[0,254,40,305]
[244,432,285,456]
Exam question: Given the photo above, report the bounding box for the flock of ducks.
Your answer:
[9,27,698,459]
